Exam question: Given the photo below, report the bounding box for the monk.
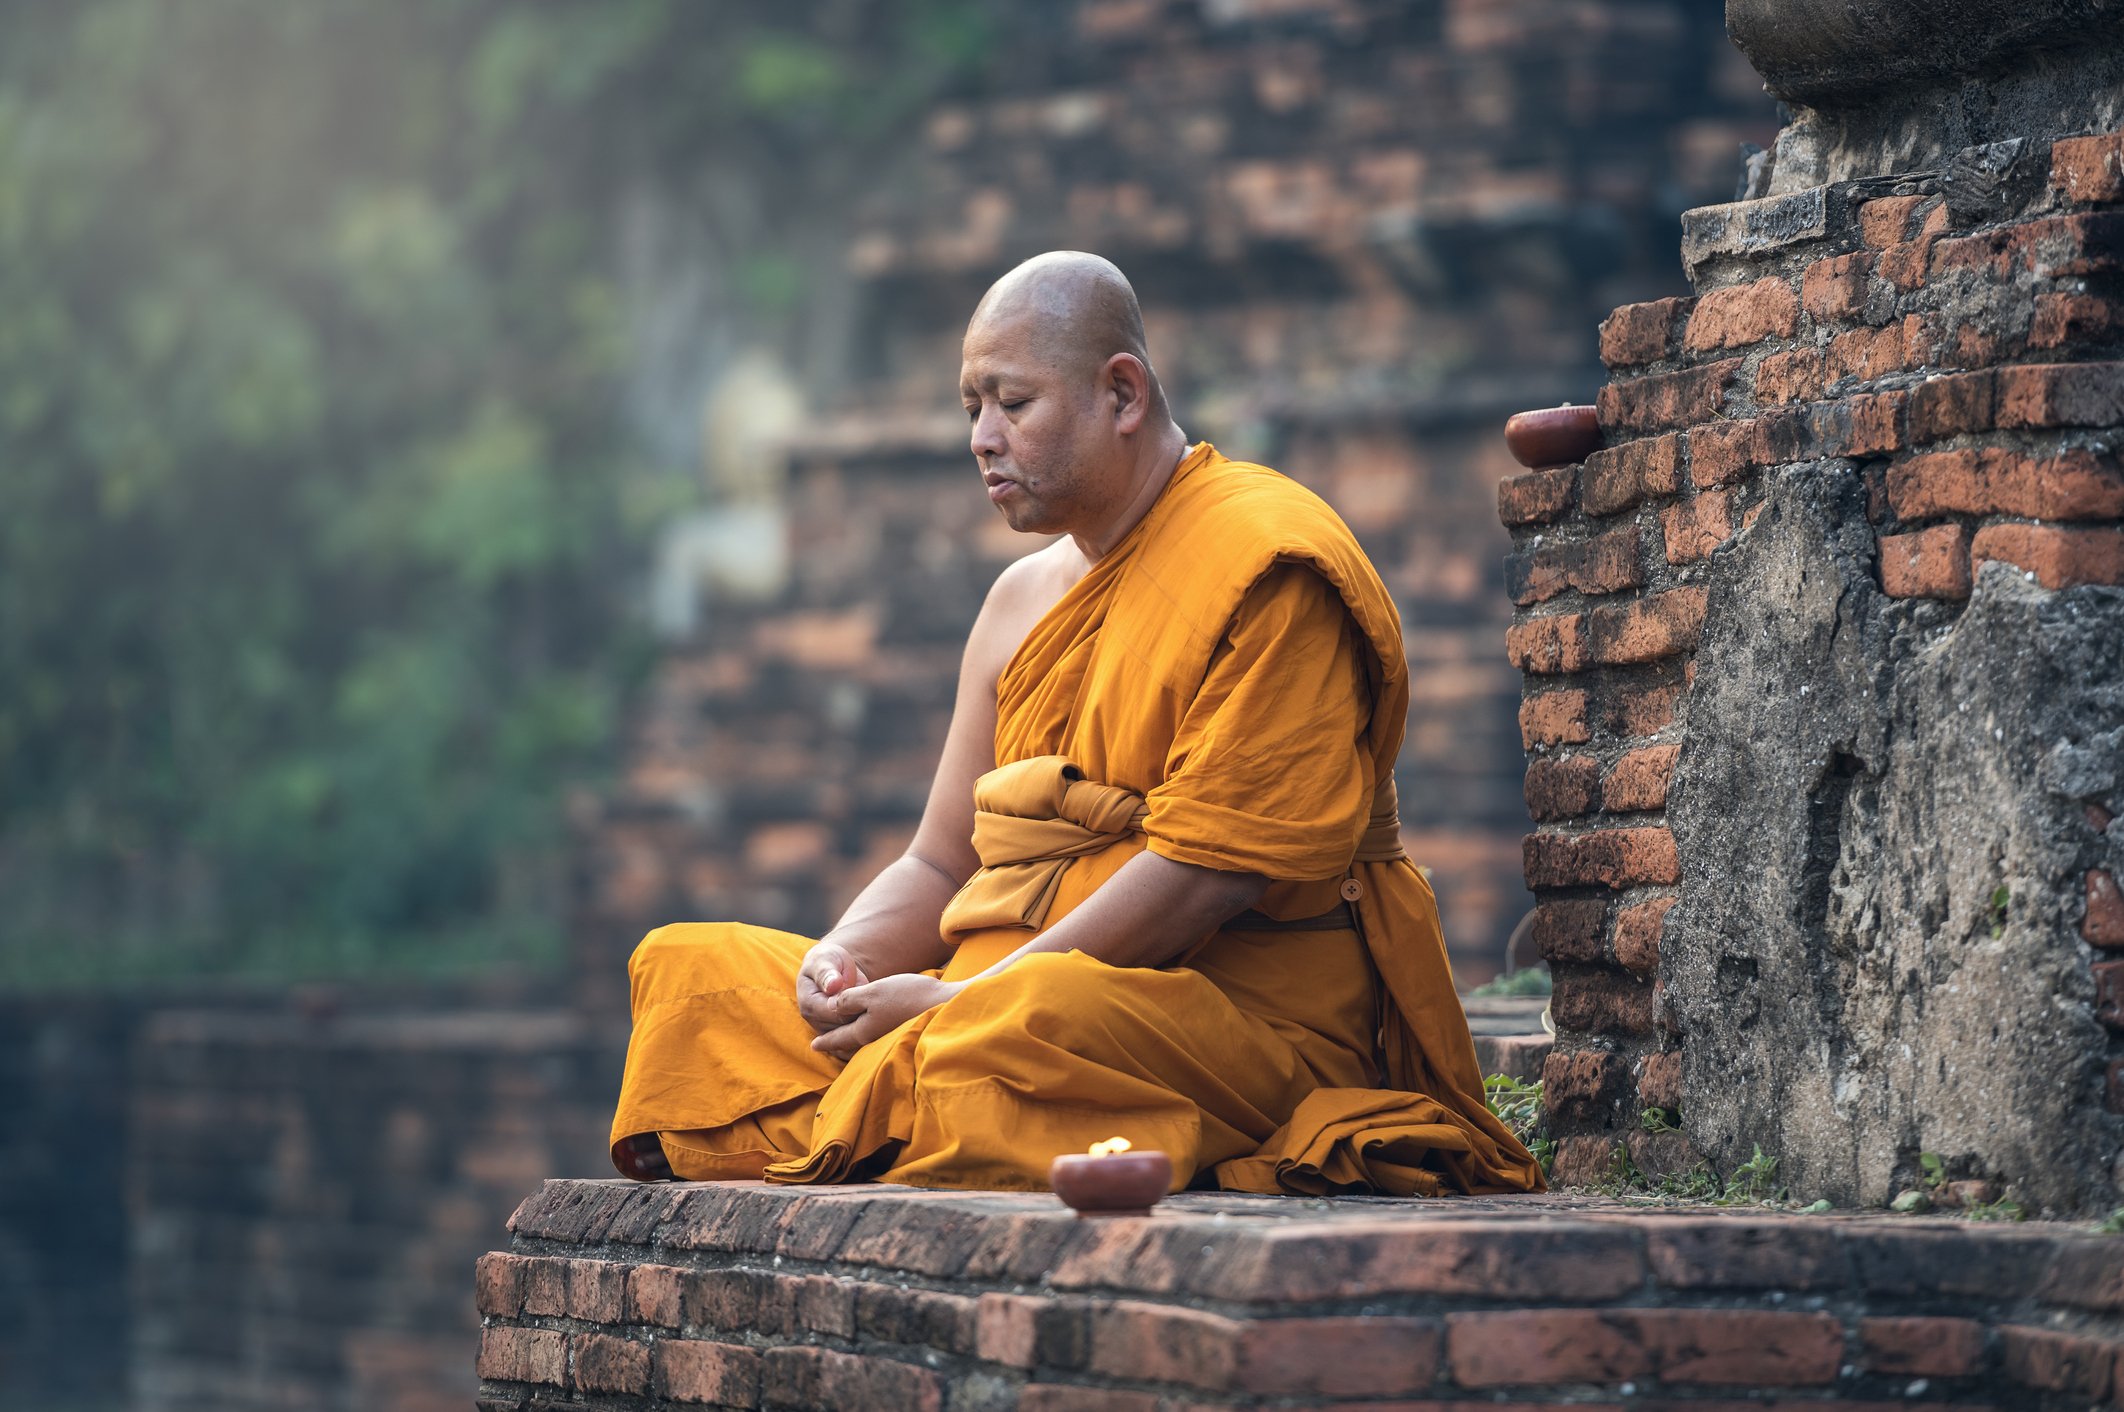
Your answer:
[610,252,1542,1197]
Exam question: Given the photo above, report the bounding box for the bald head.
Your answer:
[967,252,1163,409]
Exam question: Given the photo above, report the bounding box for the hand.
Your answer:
[796,939,871,1034]
[810,974,963,1061]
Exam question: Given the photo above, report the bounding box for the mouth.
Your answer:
[983,472,1019,504]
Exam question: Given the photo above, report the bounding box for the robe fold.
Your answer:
[610,442,1543,1196]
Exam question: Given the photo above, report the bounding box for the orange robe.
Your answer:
[611,443,1542,1196]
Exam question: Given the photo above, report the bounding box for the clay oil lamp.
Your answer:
[1503,403,1602,469]
[1049,1137,1172,1218]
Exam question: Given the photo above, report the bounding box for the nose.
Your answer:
[970,401,1007,463]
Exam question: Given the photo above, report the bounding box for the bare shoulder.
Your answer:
[966,540,1085,680]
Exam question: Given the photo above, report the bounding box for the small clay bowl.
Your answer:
[1503,405,1602,468]
[1049,1151,1173,1217]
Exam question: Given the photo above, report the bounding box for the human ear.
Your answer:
[1106,353,1150,434]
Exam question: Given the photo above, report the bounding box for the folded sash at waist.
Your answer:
[938,756,1149,940]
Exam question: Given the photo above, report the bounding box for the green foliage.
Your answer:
[1639,1106,1681,1135]
[1482,1073,1552,1175]
[1987,884,2011,938]
[0,0,992,988]
[1468,966,1552,997]
[2099,1208,2124,1235]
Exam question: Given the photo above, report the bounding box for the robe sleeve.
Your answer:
[1141,560,1375,878]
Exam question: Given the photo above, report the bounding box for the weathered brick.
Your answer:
[1525,827,1680,889]
[1520,689,1590,748]
[1907,370,1996,442]
[1605,744,1680,812]
[1446,1309,1652,1387]
[679,1268,768,1332]
[975,1292,1090,1371]
[1019,1390,1160,1412]
[1825,323,1909,384]
[1879,524,1973,600]
[478,1328,567,1389]
[1505,521,1644,605]
[2112,1056,2124,1113]
[1634,1309,1845,1384]
[1505,612,1588,674]
[1643,1219,1843,1291]
[1685,277,1801,352]
[1598,359,1743,437]
[1234,1316,1443,1397]
[2096,960,2124,1027]
[790,1273,856,1338]
[761,1346,944,1412]
[1582,431,1686,514]
[1525,755,1600,821]
[476,1252,527,1319]
[1612,897,1672,975]
[1547,1134,1619,1186]
[1550,968,1657,1035]
[2087,870,2124,949]
[1688,418,1761,487]
[570,1333,650,1396]
[2029,209,2124,277]
[1499,463,1576,526]
[1585,587,1708,666]
[1857,1317,1988,1377]
[628,1264,682,1328]
[1888,447,2124,521]
[1860,194,1934,248]
[520,1259,569,1319]
[566,1259,629,1323]
[1807,389,1907,457]
[656,1340,760,1406]
[2054,130,2124,203]
[1999,1325,2114,1398]
[1542,1048,1627,1121]
[853,1283,978,1353]
[2031,291,2122,349]
[1089,1301,1241,1390]
[1801,249,1874,323]
[1533,899,1608,964]
[1878,225,1945,290]
[1971,523,2124,588]
[1601,295,1695,368]
[1755,346,1825,405]
[1637,1050,1681,1112]
[1662,488,1734,563]
[1605,681,1683,738]
[1995,361,2124,428]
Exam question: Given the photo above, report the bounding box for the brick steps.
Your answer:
[477,1179,2121,1410]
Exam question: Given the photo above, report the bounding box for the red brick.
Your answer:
[1826,323,1909,384]
[1505,522,1644,605]
[853,1283,977,1353]
[1637,1050,1681,1111]
[475,1253,526,1319]
[566,1259,629,1323]
[1878,227,1944,291]
[1971,523,2124,588]
[1019,1391,1160,1412]
[2087,870,2124,949]
[1605,744,1680,813]
[2031,291,2122,349]
[1807,389,1907,458]
[570,1333,650,1396]
[1446,1309,1652,1387]
[761,1346,943,1412]
[1525,755,1600,821]
[2112,1057,2124,1113]
[520,1259,568,1318]
[1662,490,1733,564]
[477,1327,567,1388]
[975,1292,1039,1367]
[1583,432,1686,514]
[1755,347,1825,405]
[1601,295,1695,368]
[1089,1301,1241,1389]
[628,1264,682,1327]
[1235,1316,1442,1397]
[1598,359,1743,437]
[1879,524,1973,600]
[1907,370,1997,442]
[1688,418,1761,487]
[1498,464,1576,526]
[1634,1309,1845,1385]
[1506,612,1588,675]
[2037,210,2124,277]
[1534,899,1608,964]
[1542,1048,1627,1121]
[656,1340,760,1405]
[1525,827,1680,889]
[1995,361,2124,428]
[677,1268,766,1331]
[1520,690,1590,748]
[1612,897,1672,975]
[1860,195,1934,248]
[792,1273,856,1337]
[1999,1325,2114,1398]
[2096,960,2124,1027]
[1607,681,1684,738]
[1857,1317,1987,1377]
[1888,447,2124,520]
[1646,1219,1845,1290]
[1685,277,1801,352]
[1585,587,1708,666]
[1548,1134,1619,1186]
[1801,250,1875,323]
[1550,968,1657,1035]
[2054,130,2124,203]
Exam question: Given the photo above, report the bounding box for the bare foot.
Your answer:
[617,1133,674,1181]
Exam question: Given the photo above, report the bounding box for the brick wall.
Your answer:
[1511,98,2124,1205]
[476,1178,2124,1409]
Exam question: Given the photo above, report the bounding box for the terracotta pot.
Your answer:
[1049,1150,1173,1217]
[1503,405,1602,469]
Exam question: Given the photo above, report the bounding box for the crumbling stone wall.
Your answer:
[1511,4,2124,1214]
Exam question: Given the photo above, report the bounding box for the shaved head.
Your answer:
[967,251,1163,409]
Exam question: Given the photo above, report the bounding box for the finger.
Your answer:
[811,1009,885,1060]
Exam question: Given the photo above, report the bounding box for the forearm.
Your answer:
[966,850,1267,981]
[821,851,961,978]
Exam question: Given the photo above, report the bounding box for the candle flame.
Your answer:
[1087,1137,1133,1157]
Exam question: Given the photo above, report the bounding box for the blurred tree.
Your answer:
[0,0,993,986]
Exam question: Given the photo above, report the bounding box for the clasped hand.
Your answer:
[796,940,962,1061]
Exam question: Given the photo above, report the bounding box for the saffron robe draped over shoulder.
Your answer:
[610,444,1543,1197]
